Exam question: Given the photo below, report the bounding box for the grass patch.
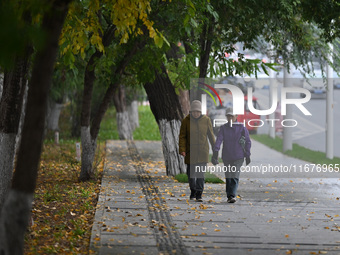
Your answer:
[97,104,161,141]
[98,106,119,141]
[175,173,188,183]
[133,105,161,140]
[205,171,225,183]
[24,142,104,254]
[251,134,340,166]
[175,172,224,184]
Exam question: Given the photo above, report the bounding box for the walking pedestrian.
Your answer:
[179,100,215,202]
[211,107,251,203]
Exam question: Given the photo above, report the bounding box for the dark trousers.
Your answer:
[186,164,205,192]
[223,158,243,199]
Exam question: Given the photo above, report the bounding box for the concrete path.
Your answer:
[90,140,340,255]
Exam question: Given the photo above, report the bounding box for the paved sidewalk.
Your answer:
[90,140,340,255]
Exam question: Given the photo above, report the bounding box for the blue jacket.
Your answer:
[213,122,251,161]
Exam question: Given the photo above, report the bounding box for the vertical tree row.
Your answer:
[0,0,71,253]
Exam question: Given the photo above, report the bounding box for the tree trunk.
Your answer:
[78,26,117,181]
[46,99,63,131]
[164,44,190,118]
[113,85,133,140]
[144,64,186,176]
[0,74,3,100]
[80,24,116,129]
[79,50,103,181]
[127,100,139,131]
[0,48,31,211]
[0,1,70,253]
[0,133,16,208]
[199,19,214,79]
[14,81,29,157]
[178,88,190,116]
[79,39,139,181]
[117,111,132,139]
[79,126,97,181]
[190,17,215,101]
[158,119,185,175]
[0,190,33,255]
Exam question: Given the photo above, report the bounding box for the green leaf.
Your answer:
[261,63,269,76]
[154,34,163,48]
[190,18,198,28]
[188,0,196,11]
[160,33,170,47]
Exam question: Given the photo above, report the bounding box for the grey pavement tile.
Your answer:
[100,233,157,246]
[186,247,340,255]
[95,245,159,255]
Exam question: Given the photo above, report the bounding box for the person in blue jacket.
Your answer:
[211,107,251,203]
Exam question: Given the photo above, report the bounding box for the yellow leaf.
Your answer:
[199,204,208,210]
[214,229,221,232]
[285,234,289,238]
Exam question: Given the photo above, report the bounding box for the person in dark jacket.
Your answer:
[179,100,215,202]
[212,107,251,203]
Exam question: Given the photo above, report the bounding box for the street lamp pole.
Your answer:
[326,43,334,159]
[283,64,293,152]
[269,44,276,139]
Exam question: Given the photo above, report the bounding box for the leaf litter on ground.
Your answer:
[24,142,104,254]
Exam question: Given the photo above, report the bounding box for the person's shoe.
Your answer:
[227,197,236,203]
[190,190,196,200]
[196,191,203,202]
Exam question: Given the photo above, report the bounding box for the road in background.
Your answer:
[254,87,340,157]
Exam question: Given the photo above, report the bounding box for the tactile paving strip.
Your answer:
[127,140,189,255]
